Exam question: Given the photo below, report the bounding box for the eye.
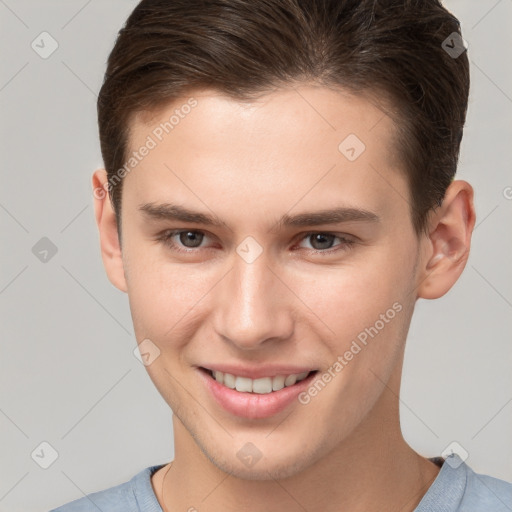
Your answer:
[159,229,212,252]
[157,229,356,255]
[295,232,356,254]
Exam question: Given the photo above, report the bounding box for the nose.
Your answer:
[213,250,294,350]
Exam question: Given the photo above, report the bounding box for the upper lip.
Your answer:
[199,364,316,380]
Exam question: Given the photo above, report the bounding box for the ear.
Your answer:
[92,169,128,293]
[416,180,476,300]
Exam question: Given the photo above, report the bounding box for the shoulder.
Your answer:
[459,464,512,511]
[49,465,164,512]
[415,454,512,512]
[49,478,135,512]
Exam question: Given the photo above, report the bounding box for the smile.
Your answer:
[198,367,319,419]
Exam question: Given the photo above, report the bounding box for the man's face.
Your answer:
[119,85,425,479]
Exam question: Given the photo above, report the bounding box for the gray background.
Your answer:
[0,1,511,511]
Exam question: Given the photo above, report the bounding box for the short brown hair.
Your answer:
[97,0,469,238]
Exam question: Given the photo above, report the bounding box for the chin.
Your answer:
[220,456,309,481]
[200,440,321,481]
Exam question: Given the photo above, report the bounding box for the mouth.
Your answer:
[198,366,319,419]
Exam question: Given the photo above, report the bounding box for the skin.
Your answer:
[92,84,475,512]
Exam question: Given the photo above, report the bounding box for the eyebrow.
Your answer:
[138,202,380,232]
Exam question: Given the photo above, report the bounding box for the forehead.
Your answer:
[124,85,408,225]
[131,85,397,156]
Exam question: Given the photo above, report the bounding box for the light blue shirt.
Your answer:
[50,454,512,511]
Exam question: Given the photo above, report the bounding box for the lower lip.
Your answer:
[198,368,317,419]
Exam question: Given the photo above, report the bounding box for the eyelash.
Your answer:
[157,229,356,256]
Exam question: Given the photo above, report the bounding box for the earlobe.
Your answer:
[92,169,128,293]
[416,180,476,300]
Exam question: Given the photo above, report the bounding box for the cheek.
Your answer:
[290,246,413,387]
[125,250,215,342]
[292,250,407,333]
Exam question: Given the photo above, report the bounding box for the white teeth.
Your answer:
[252,377,273,394]
[223,372,236,389]
[284,374,297,387]
[272,375,285,391]
[235,376,253,393]
[210,370,311,394]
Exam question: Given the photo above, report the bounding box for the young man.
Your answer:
[52,0,512,510]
